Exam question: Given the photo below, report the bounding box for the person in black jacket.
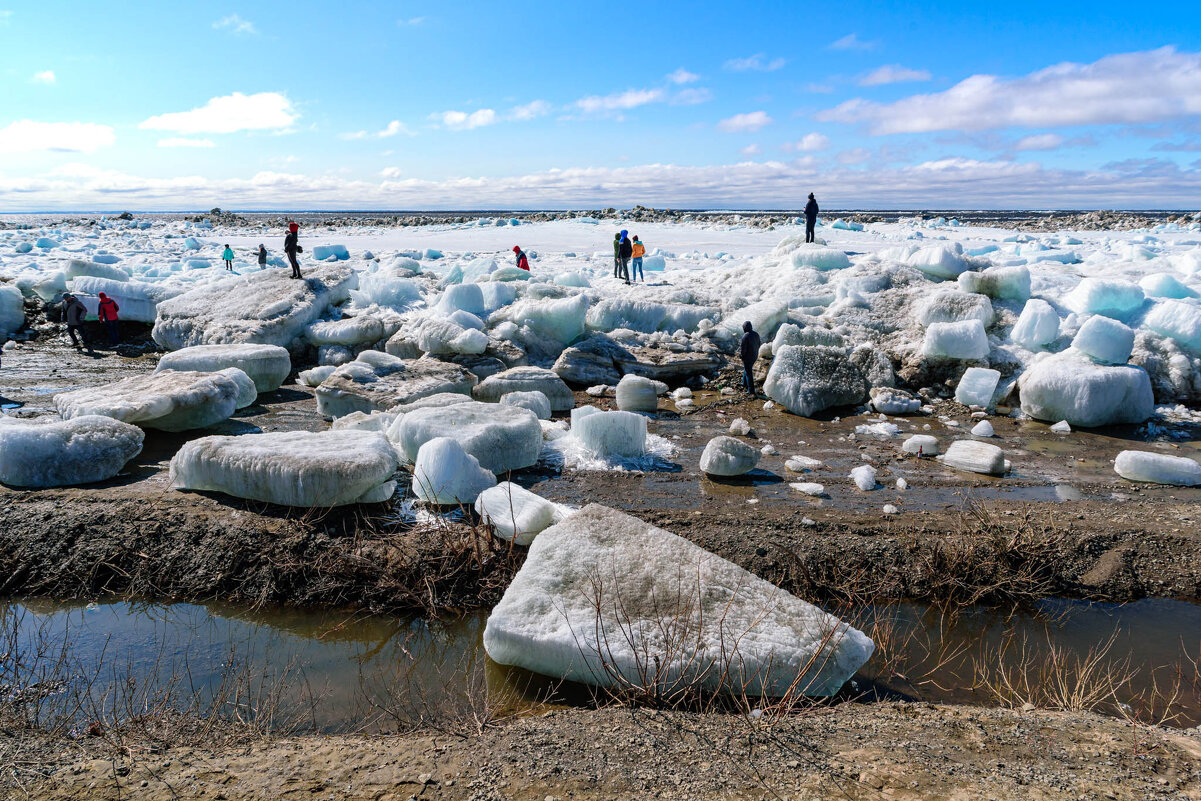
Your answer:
[739,321,761,395]
[804,193,819,243]
[61,293,92,352]
[257,244,268,267]
[618,229,633,284]
[284,222,302,279]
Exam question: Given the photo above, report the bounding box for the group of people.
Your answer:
[60,291,120,352]
[612,230,646,284]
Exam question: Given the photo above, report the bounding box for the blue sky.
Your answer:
[2,0,1200,210]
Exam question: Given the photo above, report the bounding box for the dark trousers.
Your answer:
[105,320,120,345]
[613,256,621,277]
[67,324,90,349]
[287,251,301,278]
[742,361,756,394]
[619,257,630,282]
[805,220,816,243]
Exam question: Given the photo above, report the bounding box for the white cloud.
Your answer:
[859,65,931,86]
[510,100,552,120]
[671,88,713,106]
[0,120,114,154]
[140,92,297,134]
[667,68,699,85]
[341,120,415,140]
[380,167,403,178]
[723,54,787,72]
[157,137,216,148]
[435,109,498,130]
[575,88,665,113]
[829,34,876,51]
[837,147,872,165]
[798,133,830,151]
[740,144,761,156]
[213,14,256,35]
[1014,133,1065,151]
[398,16,426,25]
[820,47,1201,135]
[717,111,773,133]
[31,70,55,84]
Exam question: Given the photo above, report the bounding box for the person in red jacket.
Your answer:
[97,292,120,345]
[512,245,530,271]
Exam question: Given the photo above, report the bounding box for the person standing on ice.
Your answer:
[284,223,303,279]
[222,244,234,271]
[613,232,622,278]
[512,245,530,271]
[61,293,92,352]
[630,235,646,282]
[96,292,120,345]
[257,244,268,267]
[739,321,761,395]
[618,230,633,284]
[804,193,819,243]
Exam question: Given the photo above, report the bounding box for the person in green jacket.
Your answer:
[613,233,622,278]
[222,245,234,271]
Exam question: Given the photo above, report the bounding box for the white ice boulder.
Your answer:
[916,290,994,328]
[939,440,1008,476]
[764,345,868,417]
[1140,273,1198,300]
[614,374,659,413]
[922,320,989,361]
[483,504,875,697]
[315,355,477,418]
[151,265,355,350]
[489,294,588,348]
[55,370,242,431]
[869,387,921,415]
[0,284,23,339]
[217,367,258,409]
[396,401,542,473]
[155,343,292,392]
[957,265,1031,301]
[1063,278,1145,320]
[66,258,129,283]
[955,367,1001,408]
[474,481,565,545]
[906,246,969,280]
[1009,299,1060,349]
[699,435,760,476]
[1143,300,1201,352]
[298,365,336,387]
[412,317,489,356]
[790,246,851,271]
[970,420,995,437]
[500,390,552,420]
[573,410,647,458]
[305,316,385,347]
[412,437,496,505]
[170,430,399,507]
[586,298,717,334]
[311,244,350,261]
[901,434,940,456]
[1018,353,1154,427]
[71,276,180,324]
[0,415,143,488]
[473,366,574,411]
[720,299,788,339]
[1071,315,1135,365]
[1113,450,1201,486]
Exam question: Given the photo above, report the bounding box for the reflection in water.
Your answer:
[3,596,1199,731]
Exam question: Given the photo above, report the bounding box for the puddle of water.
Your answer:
[3,596,1198,731]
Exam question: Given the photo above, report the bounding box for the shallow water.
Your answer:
[4,596,1198,731]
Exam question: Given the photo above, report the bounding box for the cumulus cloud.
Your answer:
[31,70,55,84]
[140,92,297,134]
[0,120,114,154]
[435,109,498,130]
[667,68,699,84]
[213,14,256,35]
[157,137,216,148]
[717,111,773,133]
[820,47,1201,134]
[723,53,787,72]
[796,133,830,151]
[829,34,876,51]
[510,100,552,120]
[380,167,403,178]
[740,143,762,156]
[671,88,713,105]
[1013,133,1064,151]
[575,88,665,113]
[859,65,931,86]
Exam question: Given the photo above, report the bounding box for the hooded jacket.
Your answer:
[63,296,87,326]
[631,241,646,259]
[222,247,234,261]
[619,237,633,259]
[805,197,819,221]
[284,231,299,255]
[739,326,761,365]
[514,248,530,271]
[97,294,119,322]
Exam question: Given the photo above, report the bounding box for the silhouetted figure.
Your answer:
[804,193,819,243]
[618,230,632,284]
[257,244,268,267]
[739,321,761,395]
[284,223,302,279]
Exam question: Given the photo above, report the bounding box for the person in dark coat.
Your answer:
[284,223,302,279]
[96,292,120,345]
[804,193,819,243]
[739,320,761,395]
[61,293,92,351]
[613,233,622,278]
[257,244,268,267]
[618,230,633,284]
[512,245,530,271]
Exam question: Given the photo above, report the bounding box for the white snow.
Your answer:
[0,415,143,488]
[850,464,878,490]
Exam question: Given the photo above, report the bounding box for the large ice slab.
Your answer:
[0,415,143,488]
[916,290,994,327]
[1019,353,1154,427]
[1143,300,1201,352]
[699,435,760,476]
[155,343,291,392]
[473,366,574,411]
[764,345,868,416]
[955,367,1001,408]
[152,265,355,350]
[305,316,385,347]
[1113,450,1201,486]
[315,354,477,418]
[1071,315,1135,364]
[396,400,542,473]
[1009,299,1061,349]
[1063,278,1145,320]
[614,374,659,413]
[71,276,181,324]
[572,409,648,458]
[0,284,23,338]
[906,246,969,280]
[586,298,717,334]
[957,265,1031,301]
[411,437,496,505]
[790,245,851,271]
[922,319,990,360]
[474,481,566,545]
[483,504,875,697]
[55,370,242,431]
[939,440,1009,476]
[170,430,399,506]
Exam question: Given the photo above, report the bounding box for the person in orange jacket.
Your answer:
[630,235,646,282]
[97,292,120,345]
[512,245,530,271]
